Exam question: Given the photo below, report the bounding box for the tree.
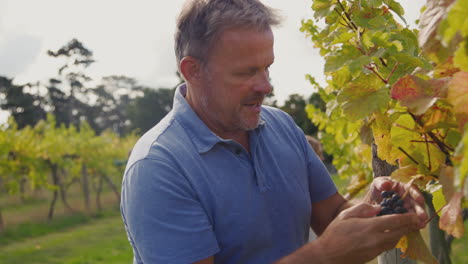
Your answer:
[126,87,174,135]
[280,93,325,136]
[45,39,96,130]
[91,75,143,135]
[0,76,46,128]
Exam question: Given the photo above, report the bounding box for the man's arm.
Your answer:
[310,192,352,235]
[274,177,428,264]
[274,203,421,264]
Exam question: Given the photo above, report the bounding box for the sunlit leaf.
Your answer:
[372,113,398,164]
[439,192,465,238]
[391,75,437,115]
[454,39,468,71]
[439,0,468,46]
[397,231,438,264]
[430,184,447,215]
[447,71,468,129]
[434,56,461,78]
[439,165,455,201]
[312,0,337,19]
[419,0,456,56]
[337,74,389,121]
[390,165,418,183]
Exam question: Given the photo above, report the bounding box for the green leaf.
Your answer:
[337,74,389,121]
[312,0,337,20]
[431,185,447,215]
[440,0,468,45]
[454,39,468,71]
[384,0,407,25]
[348,56,372,75]
[392,53,431,69]
[419,0,456,55]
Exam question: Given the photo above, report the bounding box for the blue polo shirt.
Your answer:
[121,84,336,264]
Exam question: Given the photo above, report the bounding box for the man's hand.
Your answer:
[368,177,428,228]
[314,203,421,264]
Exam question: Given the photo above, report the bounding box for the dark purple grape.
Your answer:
[381,198,391,207]
[395,199,404,207]
[380,207,394,215]
[381,191,391,198]
[391,194,400,203]
[394,207,408,214]
[377,190,407,216]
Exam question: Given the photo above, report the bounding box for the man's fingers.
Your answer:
[339,203,381,219]
[370,213,420,232]
[406,183,425,204]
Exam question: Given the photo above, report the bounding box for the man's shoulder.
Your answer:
[124,112,192,175]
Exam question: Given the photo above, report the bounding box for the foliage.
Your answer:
[0,76,46,128]
[126,87,175,134]
[280,93,325,136]
[0,115,138,222]
[302,0,467,262]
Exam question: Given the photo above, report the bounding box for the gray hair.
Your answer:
[175,0,281,66]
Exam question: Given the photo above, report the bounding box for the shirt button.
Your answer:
[235,148,242,155]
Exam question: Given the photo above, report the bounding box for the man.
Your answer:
[120,1,428,263]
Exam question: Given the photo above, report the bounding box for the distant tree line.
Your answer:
[0,39,179,136]
[0,38,325,139]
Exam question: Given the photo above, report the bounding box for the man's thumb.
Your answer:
[339,203,381,219]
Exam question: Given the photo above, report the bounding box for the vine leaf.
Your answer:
[418,0,456,57]
[439,165,455,202]
[434,56,461,78]
[372,113,399,164]
[390,165,418,183]
[447,71,468,129]
[391,75,442,115]
[337,74,389,121]
[312,0,337,20]
[439,192,465,238]
[396,231,438,264]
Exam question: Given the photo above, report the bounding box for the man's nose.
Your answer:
[253,70,272,95]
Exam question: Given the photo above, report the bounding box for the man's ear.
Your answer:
[179,56,202,84]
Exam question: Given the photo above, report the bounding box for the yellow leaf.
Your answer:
[397,231,438,264]
[391,166,418,183]
[439,165,455,201]
[372,113,394,164]
[439,192,465,238]
[447,71,468,129]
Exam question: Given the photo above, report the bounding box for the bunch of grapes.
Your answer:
[377,190,408,216]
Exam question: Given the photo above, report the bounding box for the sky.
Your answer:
[0,0,425,123]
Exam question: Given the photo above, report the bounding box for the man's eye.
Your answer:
[239,70,256,76]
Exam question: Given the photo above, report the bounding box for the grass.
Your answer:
[0,215,133,264]
[0,207,120,246]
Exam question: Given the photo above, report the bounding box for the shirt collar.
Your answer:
[172,83,266,154]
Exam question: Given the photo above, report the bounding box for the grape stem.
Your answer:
[425,204,447,225]
[401,178,417,200]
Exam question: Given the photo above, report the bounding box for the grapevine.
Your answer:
[302,0,468,263]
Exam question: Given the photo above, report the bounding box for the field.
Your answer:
[0,177,466,264]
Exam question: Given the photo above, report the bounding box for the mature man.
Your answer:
[120,1,428,263]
